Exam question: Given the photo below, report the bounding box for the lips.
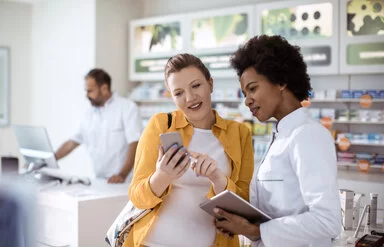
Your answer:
[188,102,202,111]
[250,106,260,117]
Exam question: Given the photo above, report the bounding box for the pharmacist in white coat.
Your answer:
[55,69,141,184]
[214,35,342,247]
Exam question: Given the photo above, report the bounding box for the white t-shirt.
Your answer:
[144,128,231,247]
[251,108,341,247]
[71,93,141,178]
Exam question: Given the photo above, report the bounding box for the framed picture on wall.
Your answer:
[340,0,384,74]
[188,5,255,78]
[255,0,339,75]
[129,14,185,81]
[0,47,10,127]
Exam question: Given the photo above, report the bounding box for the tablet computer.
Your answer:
[199,190,272,223]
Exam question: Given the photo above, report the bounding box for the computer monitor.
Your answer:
[12,125,58,169]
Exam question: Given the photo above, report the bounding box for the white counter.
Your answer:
[36,179,129,247]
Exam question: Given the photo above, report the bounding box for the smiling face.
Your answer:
[167,66,214,125]
[240,67,285,122]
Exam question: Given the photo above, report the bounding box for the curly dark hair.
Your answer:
[230,35,311,101]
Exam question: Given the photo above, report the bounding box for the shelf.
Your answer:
[335,141,384,147]
[310,98,384,103]
[212,99,243,103]
[337,169,384,183]
[333,120,384,125]
[337,162,383,169]
[134,98,384,104]
[134,98,243,104]
[134,99,172,103]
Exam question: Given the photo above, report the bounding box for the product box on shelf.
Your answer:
[374,154,384,165]
[320,108,335,120]
[339,189,354,230]
[379,90,384,99]
[340,90,352,99]
[352,90,365,99]
[337,152,356,163]
[366,90,379,99]
[336,109,349,121]
[355,152,375,164]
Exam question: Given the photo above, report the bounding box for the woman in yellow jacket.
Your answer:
[124,53,254,247]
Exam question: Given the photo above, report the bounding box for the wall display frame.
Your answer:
[187,5,255,78]
[129,6,255,81]
[340,0,384,74]
[129,14,186,81]
[255,0,339,75]
[0,47,10,127]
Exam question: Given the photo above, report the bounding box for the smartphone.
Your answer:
[160,132,183,152]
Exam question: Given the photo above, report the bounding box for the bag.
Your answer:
[105,113,173,247]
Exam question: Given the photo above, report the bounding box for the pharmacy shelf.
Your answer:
[333,120,384,125]
[337,169,384,183]
[337,162,383,169]
[310,99,384,103]
[135,98,384,103]
[335,141,384,147]
[134,98,243,104]
[134,99,172,103]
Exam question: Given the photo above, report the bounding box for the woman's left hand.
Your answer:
[214,208,261,240]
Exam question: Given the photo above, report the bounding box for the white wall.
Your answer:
[96,0,143,95]
[30,0,96,176]
[0,2,32,158]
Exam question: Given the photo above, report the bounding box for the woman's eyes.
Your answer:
[249,86,257,93]
[174,84,200,97]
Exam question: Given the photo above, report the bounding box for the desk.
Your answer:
[36,179,128,247]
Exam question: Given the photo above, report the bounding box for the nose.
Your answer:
[185,90,196,102]
[244,94,253,107]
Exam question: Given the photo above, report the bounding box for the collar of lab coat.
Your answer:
[92,92,116,112]
[276,107,308,134]
[104,92,116,106]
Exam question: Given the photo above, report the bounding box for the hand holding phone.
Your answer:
[155,132,191,181]
[160,132,183,152]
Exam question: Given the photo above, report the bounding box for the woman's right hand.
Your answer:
[154,144,191,182]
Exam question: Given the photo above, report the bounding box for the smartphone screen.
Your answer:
[160,132,183,152]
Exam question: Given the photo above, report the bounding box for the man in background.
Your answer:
[55,69,141,183]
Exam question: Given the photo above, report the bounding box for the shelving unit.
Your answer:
[311,98,384,103]
[337,162,383,169]
[134,98,243,104]
[333,120,384,125]
[335,142,384,147]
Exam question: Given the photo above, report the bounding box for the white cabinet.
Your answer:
[36,180,128,247]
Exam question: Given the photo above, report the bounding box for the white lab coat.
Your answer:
[71,93,142,178]
[250,108,342,247]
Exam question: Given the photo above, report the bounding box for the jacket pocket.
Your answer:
[257,172,285,212]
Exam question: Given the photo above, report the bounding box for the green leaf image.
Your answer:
[213,15,237,42]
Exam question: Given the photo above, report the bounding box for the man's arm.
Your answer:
[108,141,138,183]
[55,140,80,160]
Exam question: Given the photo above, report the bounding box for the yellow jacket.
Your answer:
[124,110,254,247]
